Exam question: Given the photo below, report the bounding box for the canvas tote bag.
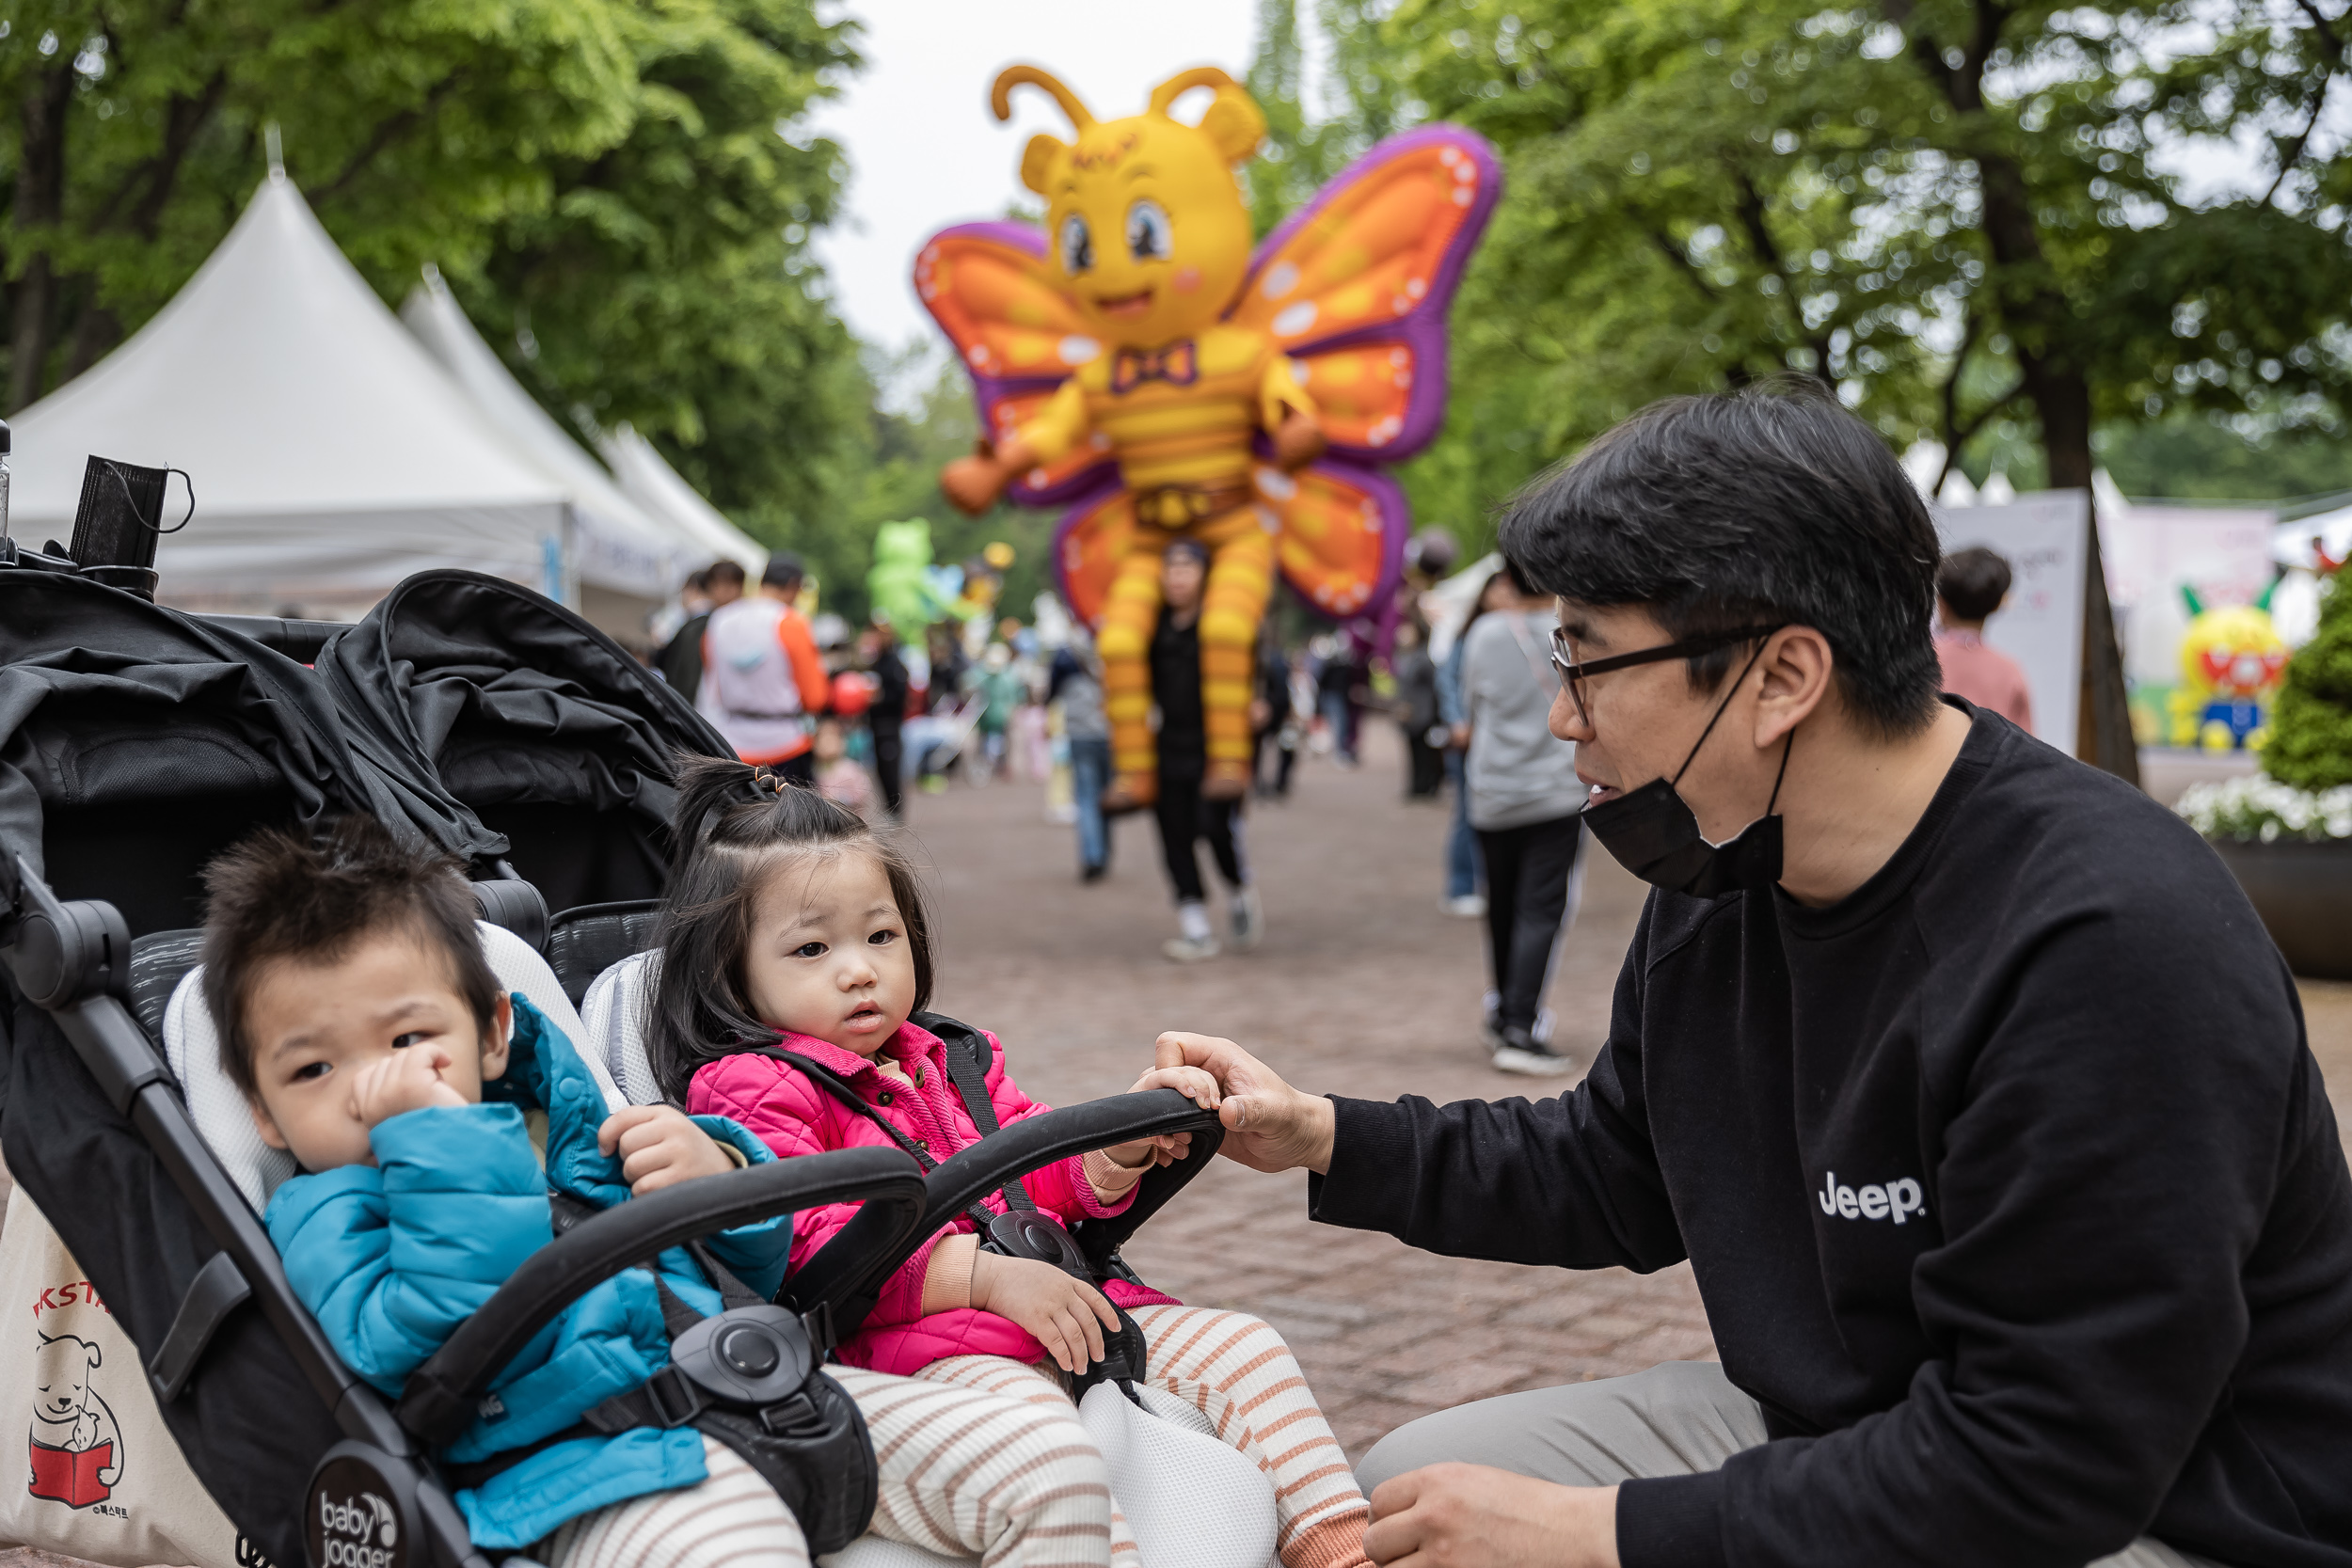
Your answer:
[0,1185,241,1568]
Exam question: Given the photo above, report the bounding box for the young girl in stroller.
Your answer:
[653,758,1375,1568]
[203,816,1145,1568]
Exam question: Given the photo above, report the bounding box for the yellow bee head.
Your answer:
[994,64,1265,349]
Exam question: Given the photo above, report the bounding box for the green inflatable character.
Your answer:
[867,518,947,630]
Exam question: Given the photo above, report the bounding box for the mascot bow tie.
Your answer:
[1110,341,1199,394]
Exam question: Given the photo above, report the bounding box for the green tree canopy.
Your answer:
[1284,0,2352,773]
[0,0,866,553]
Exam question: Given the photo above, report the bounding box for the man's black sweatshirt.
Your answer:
[1311,705,2352,1568]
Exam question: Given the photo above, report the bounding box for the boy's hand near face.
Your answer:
[599,1105,739,1195]
[350,1043,469,1130]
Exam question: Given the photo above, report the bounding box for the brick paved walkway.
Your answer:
[914,730,1705,1462]
[909,727,2352,1464]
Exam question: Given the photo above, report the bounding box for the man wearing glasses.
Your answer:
[1158,382,2352,1568]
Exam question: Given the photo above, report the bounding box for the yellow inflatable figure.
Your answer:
[921,65,1498,806]
[2167,585,2290,751]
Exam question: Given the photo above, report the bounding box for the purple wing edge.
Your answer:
[914,219,1116,508]
[1048,471,1133,627]
[1233,124,1503,464]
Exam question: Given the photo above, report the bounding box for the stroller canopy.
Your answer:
[0,570,471,936]
[322,570,731,911]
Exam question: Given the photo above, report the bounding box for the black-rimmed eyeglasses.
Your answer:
[1549,625,1788,726]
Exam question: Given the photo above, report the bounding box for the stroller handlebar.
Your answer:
[787,1088,1225,1327]
[395,1146,926,1448]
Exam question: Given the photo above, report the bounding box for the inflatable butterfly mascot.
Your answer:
[918,64,1499,807]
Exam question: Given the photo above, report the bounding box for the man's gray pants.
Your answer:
[1356,1361,2221,1568]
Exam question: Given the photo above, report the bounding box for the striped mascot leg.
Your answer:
[1197,507,1278,798]
[1096,526,1172,810]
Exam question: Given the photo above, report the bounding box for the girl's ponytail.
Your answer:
[645,753,934,1101]
[668,754,787,873]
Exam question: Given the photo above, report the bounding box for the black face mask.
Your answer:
[1581,642,1793,900]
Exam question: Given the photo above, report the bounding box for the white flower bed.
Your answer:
[2176,774,2352,843]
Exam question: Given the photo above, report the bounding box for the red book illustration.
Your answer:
[28,1438,113,1509]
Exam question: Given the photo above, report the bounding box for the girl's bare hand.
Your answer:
[599,1105,738,1195]
[971,1252,1120,1374]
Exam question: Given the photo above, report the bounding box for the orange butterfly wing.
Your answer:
[914,222,1119,504]
[1052,482,1136,630]
[1231,126,1500,462]
[1254,460,1409,623]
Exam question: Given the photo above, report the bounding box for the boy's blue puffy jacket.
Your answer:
[263,996,793,1549]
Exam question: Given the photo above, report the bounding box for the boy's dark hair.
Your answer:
[1937,546,2013,623]
[1496,377,1943,737]
[1163,537,1211,568]
[761,553,805,592]
[685,568,710,595]
[200,816,500,1101]
[647,756,935,1102]
[708,560,747,592]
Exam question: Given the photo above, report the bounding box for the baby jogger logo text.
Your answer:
[1819,1171,1928,1225]
[317,1493,398,1568]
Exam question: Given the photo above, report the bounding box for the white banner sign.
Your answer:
[1932,491,2090,756]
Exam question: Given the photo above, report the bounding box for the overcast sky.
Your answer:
[807,2,2334,378]
[807,1,1280,360]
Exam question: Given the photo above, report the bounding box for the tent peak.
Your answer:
[264,121,284,181]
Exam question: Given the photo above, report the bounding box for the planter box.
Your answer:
[2211,837,2352,981]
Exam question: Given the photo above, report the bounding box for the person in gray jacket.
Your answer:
[1461,562,1585,1075]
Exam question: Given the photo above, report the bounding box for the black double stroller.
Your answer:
[0,555,1223,1568]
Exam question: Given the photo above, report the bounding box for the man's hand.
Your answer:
[1104,1065,1222,1168]
[1365,1465,1619,1568]
[350,1044,467,1129]
[971,1252,1121,1374]
[1153,1032,1336,1175]
[598,1105,738,1196]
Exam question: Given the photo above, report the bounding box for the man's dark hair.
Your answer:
[201,816,501,1101]
[1497,377,1942,736]
[761,553,805,592]
[685,568,710,595]
[1937,546,2012,623]
[708,560,747,592]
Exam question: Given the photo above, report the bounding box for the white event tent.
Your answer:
[599,421,766,578]
[7,173,685,631]
[399,268,759,629]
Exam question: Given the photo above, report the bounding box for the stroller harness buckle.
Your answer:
[508,1298,874,1557]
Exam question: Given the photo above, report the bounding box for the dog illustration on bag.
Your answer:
[28,1330,122,1508]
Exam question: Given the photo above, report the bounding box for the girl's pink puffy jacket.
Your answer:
[687,1021,1177,1375]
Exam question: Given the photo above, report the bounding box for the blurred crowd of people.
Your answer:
[638,533,1605,1075]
